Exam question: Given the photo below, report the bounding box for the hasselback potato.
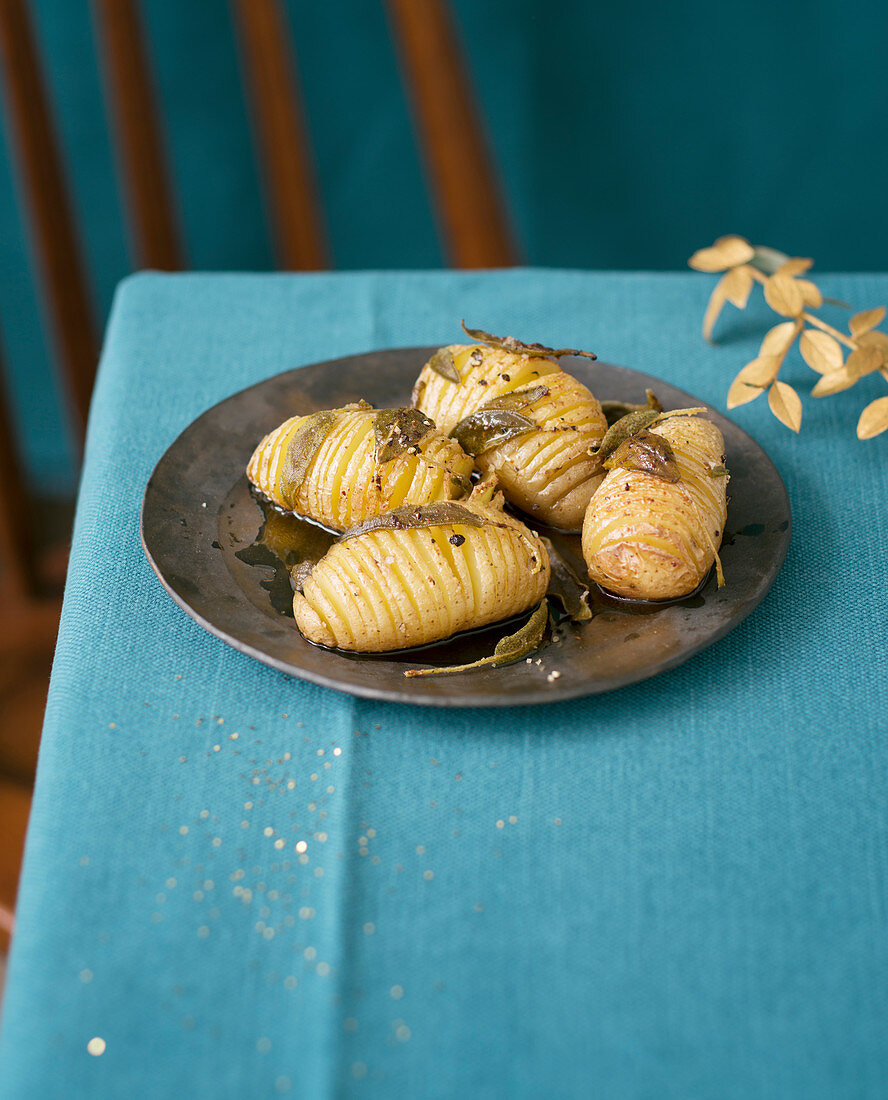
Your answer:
[582,414,728,600]
[412,338,607,531]
[247,403,473,531]
[293,487,550,652]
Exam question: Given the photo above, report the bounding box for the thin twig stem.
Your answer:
[802,312,857,350]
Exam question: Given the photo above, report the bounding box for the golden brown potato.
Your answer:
[581,415,728,600]
[247,404,473,532]
[293,487,550,652]
[412,344,607,531]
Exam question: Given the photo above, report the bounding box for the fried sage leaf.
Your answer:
[428,347,461,383]
[603,429,680,483]
[450,408,536,456]
[541,537,592,621]
[460,320,597,361]
[280,410,341,504]
[600,389,662,426]
[404,599,549,677]
[593,408,662,462]
[340,501,487,542]
[372,407,436,463]
[483,384,550,412]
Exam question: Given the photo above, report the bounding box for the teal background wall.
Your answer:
[2,0,887,493]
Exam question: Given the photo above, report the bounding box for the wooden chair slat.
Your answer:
[385,0,518,269]
[0,345,35,603]
[91,0,182,270]
[230,0,326,271]
[0,0,98,437]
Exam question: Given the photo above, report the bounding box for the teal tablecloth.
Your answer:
[1,270,886,1098]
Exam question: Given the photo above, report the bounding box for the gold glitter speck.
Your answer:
[390,985,404,1000]
[304,947,317,961]
[284,975,298,990]
[264,827,274,837]
[423,870,434,881]
[179,826,189,835]
[295,841,308,853]
[333,747,342,756]
[197,925,210,938]
[496,820,505,830]
[396,1024,411,1042]
[166,878,177,889]
[363,922,375,935]
[415,845,425,855]
[317,961,331,977]
[509,815,518,825]
[256,1037,272,1054]
[274,839,285,850]
[79,969,93,983]
[87,1037,106,1056]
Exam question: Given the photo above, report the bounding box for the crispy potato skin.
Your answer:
[582,416,728,600]
[247,408,473,531]
[413,345,607,530]
[293,497,550,652]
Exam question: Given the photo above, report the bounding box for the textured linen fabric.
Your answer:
[1,270,886,1098]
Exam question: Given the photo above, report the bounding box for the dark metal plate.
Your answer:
[141,348,791,707]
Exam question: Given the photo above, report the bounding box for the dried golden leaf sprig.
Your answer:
[688,235,888,438]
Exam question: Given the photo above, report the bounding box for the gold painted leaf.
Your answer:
[846,346,882,378]
[797,280,823,308]
[811,368,856,397]
[799,329,843,374]
[703,276,728,341]
[777,257,813,276]
[759,321,797,357]
[856,330,888,359]
[689,235,754,272]
[857,396,888,439]
[722,265,754,308]
[763,274,804,317]
[849,306,886,337]
[768,380,802,432]
[726,358,778,408]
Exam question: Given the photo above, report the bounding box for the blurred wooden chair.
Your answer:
[0,0,516,948]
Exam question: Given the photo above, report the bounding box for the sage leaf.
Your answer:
[450,408,536,456]
[404,600,549,677]
[482,384,550,413]
[603,429,680,482]
[280,410,340,508]
[340,501,486,542]
[460,320,597,361]
[429,347,460,383]
[372,407,435,463]
[592,408,662,462]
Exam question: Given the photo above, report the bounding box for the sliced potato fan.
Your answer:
[293,487,550,652]
[582,415,728,600]
[412,343,607,531]
[247,403,473,531]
